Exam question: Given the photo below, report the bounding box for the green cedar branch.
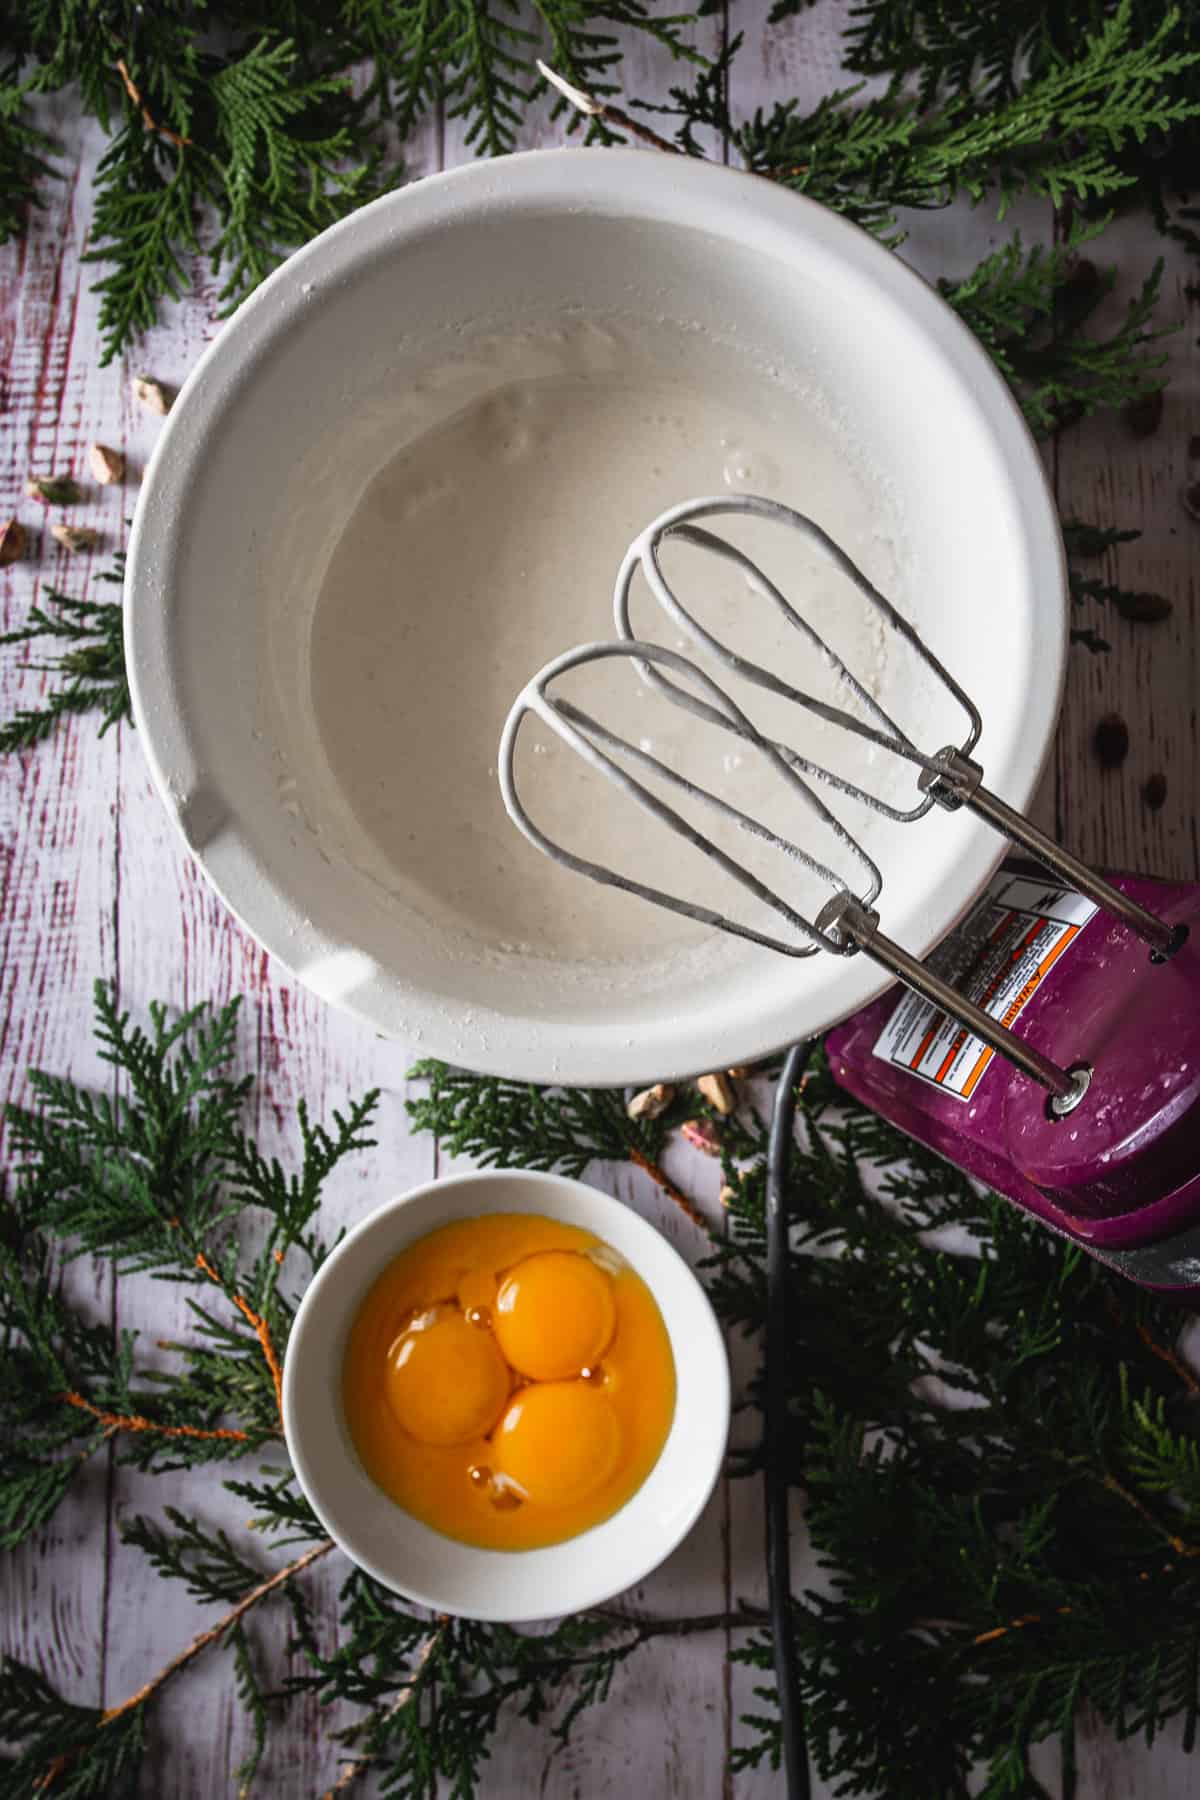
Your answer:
[409,1052,1200,1785]
[558,42,1186,439]
[407,1059,689,1170]
[5,10,1196,761]
[842,0,1200,254]
[406,1060,708,1227]
[0,80,56,242]
[938,227,1170,437]
[1062,519,1174,647]
[660,4,1200,235]
[0,561,130,753]
[1,982,377,1545]
[7,999,1200,1788]
[5,2,1198,360]
[5,5,705,359]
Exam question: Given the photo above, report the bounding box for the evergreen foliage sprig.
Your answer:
[82,34,388,359]
[3,2,1196,760]
[0,559,129,752]
[3,2,1198,360]
[666,6,1200,237]
[0,986,750,1795]
[7,993,1200,1791]
[840,0,1200,252]
[0,1,701,360]
[937,224,1168,438]
[0,81,55,242]
[1062,519,1174,646]
[408,1050,1200,1796]
[406,1058,690,1178]
[647,1,1198,440]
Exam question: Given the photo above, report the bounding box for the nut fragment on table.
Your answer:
[89,442,126,485]
[24,475,82,505]
[0,519,27,565]
[1093,713,1130,770]
[132,373,172,415]
[696,1071,737,1114]
[681,1118,721,1156]
[626,1082,675,1122]
[51,523,99,553]
[1112,588,1172,624]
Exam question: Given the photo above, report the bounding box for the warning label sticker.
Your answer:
[871,874,1098,1102]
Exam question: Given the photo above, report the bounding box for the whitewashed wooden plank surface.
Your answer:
[0,85,120,1727]
[2,3,1198,1794]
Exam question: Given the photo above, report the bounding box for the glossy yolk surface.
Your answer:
[342,1212,676,1550]
[384,1309,510,1447]
[494,1381,621,1505]
[494,1250,616,1381]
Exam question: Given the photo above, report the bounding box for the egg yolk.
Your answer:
[384,1309,510,1446]
[494,1381,621,1505]
[494,1250,616,1380]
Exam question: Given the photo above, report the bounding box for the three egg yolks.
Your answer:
[342,1213,676,1549]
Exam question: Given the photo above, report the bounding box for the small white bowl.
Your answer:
[282,1169,730,1621]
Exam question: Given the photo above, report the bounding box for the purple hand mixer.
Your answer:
[499,495,1200,1296]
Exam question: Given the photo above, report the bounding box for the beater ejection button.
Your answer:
[917,747,984,810]
[814,892,879,952]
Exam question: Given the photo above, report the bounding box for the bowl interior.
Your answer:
[127,150,1064,1081]
[282,1170,730,1621]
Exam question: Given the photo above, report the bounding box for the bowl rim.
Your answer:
[125,146,1067,1084]
[281,1167,732,1621]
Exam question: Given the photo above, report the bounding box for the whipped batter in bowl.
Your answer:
[303,317,903,968]
[124,150,1066,1081]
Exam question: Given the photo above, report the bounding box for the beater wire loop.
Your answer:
[614,494,983,825]
[611,495,1175,960]
[498,640,883,959]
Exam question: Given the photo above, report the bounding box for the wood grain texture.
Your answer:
[1,3,1198,1794]
[1054,215,1200,881]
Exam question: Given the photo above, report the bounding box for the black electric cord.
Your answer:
[765,1039,815,1800]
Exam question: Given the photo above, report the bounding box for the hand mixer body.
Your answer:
[826,863,1200,1291]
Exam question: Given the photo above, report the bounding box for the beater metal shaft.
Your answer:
[820,894,1080,1101]
[930,763,1180,959]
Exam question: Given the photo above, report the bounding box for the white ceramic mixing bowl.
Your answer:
[125,148,1065,1083]
[282,1169,730,1620]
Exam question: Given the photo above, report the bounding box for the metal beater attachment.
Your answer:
[614,496,1180,960]
[500,497,1183,1108]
